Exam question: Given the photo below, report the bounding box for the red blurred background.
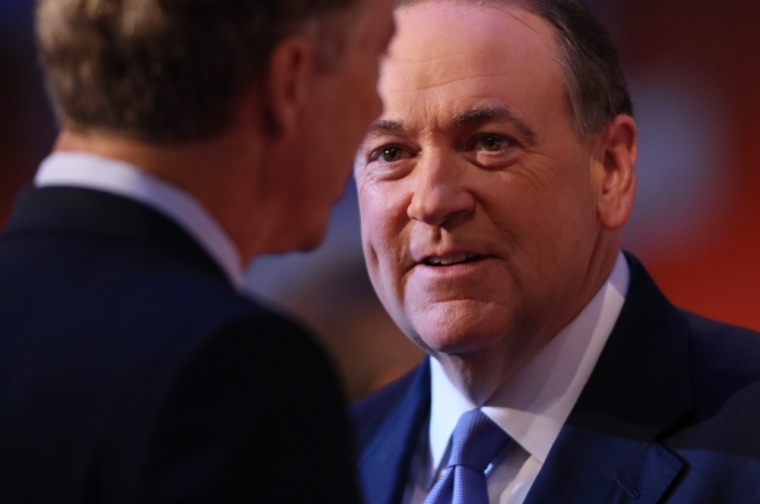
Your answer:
[616,0,760,330]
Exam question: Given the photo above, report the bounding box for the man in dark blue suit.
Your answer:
[0,0,395,501]
[352,0,760,502]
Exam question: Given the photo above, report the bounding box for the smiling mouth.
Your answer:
[423,253,484,266]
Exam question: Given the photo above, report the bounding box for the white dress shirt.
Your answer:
[404,252,631,504]
[35,152,245,290]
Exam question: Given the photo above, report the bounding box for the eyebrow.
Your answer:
[364,105,537,145]
[365,119,405,139]
[455,105,537,145]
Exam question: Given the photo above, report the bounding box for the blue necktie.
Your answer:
[424,409,511,504]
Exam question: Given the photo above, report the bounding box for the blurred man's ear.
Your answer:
[260,37,317,138]
[595,114,638,230]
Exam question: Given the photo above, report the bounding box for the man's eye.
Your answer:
[372,146,405,163]
[478,135,508,151]
[381,146,404,162]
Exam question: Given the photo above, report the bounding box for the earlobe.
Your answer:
[596,114,638,230]
[262,37,316,138]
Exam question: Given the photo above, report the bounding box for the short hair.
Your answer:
[36,0,362,142]
[397,0,633,138]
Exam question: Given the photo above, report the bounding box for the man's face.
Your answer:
[356,2,608,360]
[285,0,396,251]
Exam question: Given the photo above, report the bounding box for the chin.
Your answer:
[407,301,515,356]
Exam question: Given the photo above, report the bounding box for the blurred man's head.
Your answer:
[36,0,395,257]
[355,0,637,401]
[37,0,362,140]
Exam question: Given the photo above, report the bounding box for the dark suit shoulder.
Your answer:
[684,312,760,422]
[351,358,430,463]
[0,193,361,502]
[683,309,760,371]
[134,309,360,503]
[350,361,431,504]
[681,310,760,414]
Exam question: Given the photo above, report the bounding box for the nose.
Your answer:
[407,154,475,227]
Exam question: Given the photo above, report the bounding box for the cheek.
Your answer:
[548,170,600,249]
[360,179,413,244]
[359,183,412,300]
[360,194,399,272]
[360,221,414,337]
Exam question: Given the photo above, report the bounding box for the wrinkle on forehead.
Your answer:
[394,0,558,55]
[384,2,561,90]
[380,72,513,96]
[372,0,572,143]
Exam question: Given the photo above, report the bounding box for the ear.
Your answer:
[261,36,317,138]
[594,114,637,230]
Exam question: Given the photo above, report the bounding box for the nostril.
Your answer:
[407,189,474,227]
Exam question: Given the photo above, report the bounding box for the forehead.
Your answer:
[379,1,566,130]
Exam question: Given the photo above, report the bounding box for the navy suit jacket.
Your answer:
[353,253,760,503]
[0,187,361,503]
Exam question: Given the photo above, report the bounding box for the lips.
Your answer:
[422,253,482,266]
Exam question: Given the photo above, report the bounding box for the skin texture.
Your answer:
[355,0,637,405]
[56,0,396,263]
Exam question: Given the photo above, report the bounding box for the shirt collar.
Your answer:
[429,251,630,467]
[35,152,245,291]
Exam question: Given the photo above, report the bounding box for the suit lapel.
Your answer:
[357,359,431,504]
[524,376,687,504]
[524,253,693,504]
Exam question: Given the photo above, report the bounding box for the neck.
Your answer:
[435,236,622,405]
[54,127,270,264]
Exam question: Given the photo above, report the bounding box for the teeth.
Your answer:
[426,254,478,266]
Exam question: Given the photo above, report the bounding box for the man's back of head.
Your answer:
[37,0,358,141]
[36,0,396,258]
[0,0,396,502]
